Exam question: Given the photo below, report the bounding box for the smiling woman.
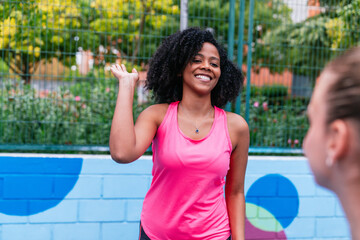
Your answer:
[109,27,249,240]
[146,28,242,108]
[181,42,221,99]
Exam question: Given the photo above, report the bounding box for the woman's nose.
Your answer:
[201,61,211,70]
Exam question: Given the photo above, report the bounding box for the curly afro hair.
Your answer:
[146,27,244,108]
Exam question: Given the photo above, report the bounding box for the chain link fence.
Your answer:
[0,0,359,152]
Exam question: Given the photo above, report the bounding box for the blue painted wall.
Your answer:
[0,154,350,240]
[0,156,82,216]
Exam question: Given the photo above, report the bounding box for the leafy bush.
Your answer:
[246,88,308,149]
[251,85,286,97]
[0,79,308,151]
[0,79,152,146]
[250,84,289,106]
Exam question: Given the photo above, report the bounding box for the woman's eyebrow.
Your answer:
[195,53,220,61]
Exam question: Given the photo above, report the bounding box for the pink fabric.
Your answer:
[141,101,232,240]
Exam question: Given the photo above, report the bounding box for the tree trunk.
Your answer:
[22,56,32,84]
[23,74,32,85]
[132,0,154,65]
[2,53,37,85]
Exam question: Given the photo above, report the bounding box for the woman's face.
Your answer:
[182,42,221,95]
[303,70,334,188]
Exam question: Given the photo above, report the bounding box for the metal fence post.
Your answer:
[235,0,246,115]
[225,0,236,111]
[245,0,254,123]
[227,0,235,59]
[180,0,188,31]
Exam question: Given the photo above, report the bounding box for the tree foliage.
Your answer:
[89,0,179,66]
[0,0,96,83]
[1,0,294,83]
[0,0,179,83]
[188,0,292,62]
[255,0,360,78]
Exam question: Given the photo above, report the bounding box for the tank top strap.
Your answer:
[157,101,179,133]
[212,106,232,152]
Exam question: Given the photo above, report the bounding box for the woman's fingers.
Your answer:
[116,64,122,71]
[112,64,129,74]
[121,64,127,72]
[111,63,138,82]
[110,65,117,74]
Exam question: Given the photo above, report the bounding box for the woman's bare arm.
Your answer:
[225,113,249,240]
[109,64,158,163]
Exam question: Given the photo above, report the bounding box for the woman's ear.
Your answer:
[326,119,350,164]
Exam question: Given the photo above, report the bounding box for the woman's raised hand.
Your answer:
[110,64,139,85]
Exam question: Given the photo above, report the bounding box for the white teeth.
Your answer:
[196,75,211,80]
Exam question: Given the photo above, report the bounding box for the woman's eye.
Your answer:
[192,59,201,63]
[211,63,219,67]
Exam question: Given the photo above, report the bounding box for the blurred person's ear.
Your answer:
[326,119,350,165]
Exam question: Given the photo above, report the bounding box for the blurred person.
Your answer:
[109,27,248,240]
[303,47,360,240]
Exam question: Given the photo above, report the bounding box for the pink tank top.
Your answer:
[141,101,232,240]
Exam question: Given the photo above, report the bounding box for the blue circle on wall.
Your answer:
[0,156,83,216]
[246,174,299,229]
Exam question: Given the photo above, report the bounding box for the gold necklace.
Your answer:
[179,103,214,134]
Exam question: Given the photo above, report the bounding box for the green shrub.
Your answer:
[250,84,289,106]
[251,84,288,98]
[0,79,308,150]
[0,79,152,146]
[246,89,308,148]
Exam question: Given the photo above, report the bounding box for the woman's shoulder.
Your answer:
[225,111,249,134]
[225,111,249,150]
[145,103,170,114]
[142,103,171,126]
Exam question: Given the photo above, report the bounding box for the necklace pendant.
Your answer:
[195,128,199,134]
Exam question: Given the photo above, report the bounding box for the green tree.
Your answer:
[0,0,97,84]
[187,0,292,62]
[89,0,179,67]
[254,0,360,79]
[0,0,179,83]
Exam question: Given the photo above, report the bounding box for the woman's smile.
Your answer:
[195,74,212,82]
